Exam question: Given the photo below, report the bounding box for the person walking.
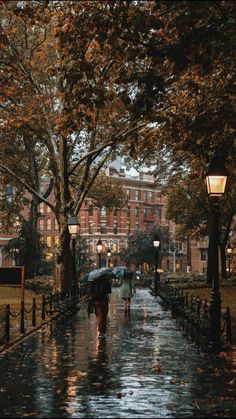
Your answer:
[87,272,112,339]
[120,270,135,314]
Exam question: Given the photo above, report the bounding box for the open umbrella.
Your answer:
[112,266,133,279]
[85,267,113,282]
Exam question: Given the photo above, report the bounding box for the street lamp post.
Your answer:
[226,244,233,278]
[67,215,79,299]
[13,247,20,266]
[205,155,229,353]
[96,238,103,268]
[107,247,112,268]
[153,233,160,296]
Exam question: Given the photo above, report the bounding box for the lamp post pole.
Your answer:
[107,247,111,268]
[226,244,233,278]
[67,215,79,300]
[209,202,221,352]
[205,155,229,353]
[153,233,160,296]
[71,235,77,298]
[96,238,103,268]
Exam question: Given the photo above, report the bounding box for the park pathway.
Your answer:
[0,288,235,418]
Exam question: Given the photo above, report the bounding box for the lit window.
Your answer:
[46,219,52,230]
[46,236,52,247]
[39,203,44,214]
[54,236,59,245]
[39,219,44,231]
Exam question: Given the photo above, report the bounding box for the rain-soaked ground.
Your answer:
[0,288,236,418]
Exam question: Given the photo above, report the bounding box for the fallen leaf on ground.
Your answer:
[117,392,126,398]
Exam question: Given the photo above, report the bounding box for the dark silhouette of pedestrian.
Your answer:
[120,270,135,314]
[87,273,112,338]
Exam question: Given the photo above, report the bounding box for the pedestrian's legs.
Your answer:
[124,298,131,314]
[94,300,109,336]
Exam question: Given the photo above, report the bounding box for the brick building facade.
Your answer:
[0,167,215,275]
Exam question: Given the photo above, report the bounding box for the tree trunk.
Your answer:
[56,211,73,294]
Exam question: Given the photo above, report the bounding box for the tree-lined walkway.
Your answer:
[0,288,236,418]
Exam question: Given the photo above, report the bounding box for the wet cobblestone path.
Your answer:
[0,288,236,418]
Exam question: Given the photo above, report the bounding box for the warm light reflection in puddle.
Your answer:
[65,386,77,398]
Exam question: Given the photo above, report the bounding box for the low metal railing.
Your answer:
[155,283,233,351]
[0,292,79,351]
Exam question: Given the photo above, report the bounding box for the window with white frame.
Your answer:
[89,222,93,234]
[100,207,106,216]
[200,249,208,261]
[101,222,107,234]
[126,188,130,198]
[135,190,140,201]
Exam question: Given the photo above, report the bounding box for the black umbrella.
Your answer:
[112,266,133,279]
[85,267,113,282]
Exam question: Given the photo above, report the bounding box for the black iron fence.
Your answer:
[156,283,234,351]
[0,292,79,351]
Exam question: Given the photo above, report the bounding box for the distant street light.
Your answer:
[107,246,112,268]
[96,238,103,268]
[153,233,160,296]
[13,247,20,266]
[67,215,79,299]
[226,243,233,278]
[205,155,229,353]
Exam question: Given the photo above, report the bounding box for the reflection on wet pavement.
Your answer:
[0,289,235,418]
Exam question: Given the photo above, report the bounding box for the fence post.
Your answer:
[4,304,10,342]
[32,297,36,327]
[42,295,46,321]
[20,300,25,334]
